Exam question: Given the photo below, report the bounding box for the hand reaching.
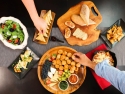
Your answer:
[72,52,92,67]
[33,17,47,33]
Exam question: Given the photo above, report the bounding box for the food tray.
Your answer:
[37,46,86,94]
[8,47,39,79]
[100,19,125,48]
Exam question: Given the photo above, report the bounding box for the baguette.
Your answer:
[71,14,96,26]
[80,4,90,25]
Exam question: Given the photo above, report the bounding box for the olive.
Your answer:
[7,36,11,40]
[9,28,14,32]
[17,40,21,45]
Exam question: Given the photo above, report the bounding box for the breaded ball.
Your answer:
[68,65,71,69]
[55,64,59,69]
[64,64,68,69]
[75,67,79,71]
[70,69,74,73]
[67,52,72,57]
[67,59,71,64]
[62,60,66,65]
[71,61,75,66]
[63,51,68,55]
[60,55,66,60]
[52,60,56,65]
[76,63,81,67]
[56,59,62,65]
[71,65,76,71]
[59,66,64,71]
[58,50,63,54]
[72,55,75,60]
[65,57,69,60]
[56,54,61,59]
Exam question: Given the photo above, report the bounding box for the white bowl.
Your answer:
[58,80,69,91]
[68,74,79,84]
[0,16,28,49]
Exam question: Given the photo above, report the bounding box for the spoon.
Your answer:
[50,36,64,43]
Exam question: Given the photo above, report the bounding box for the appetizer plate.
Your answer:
[57,1,102,46]
[37,46,86,94]
[8,47,39,79]
[0,16,28,49]
[100,19,125,48]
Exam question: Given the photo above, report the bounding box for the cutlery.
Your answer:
[50,36,64,43]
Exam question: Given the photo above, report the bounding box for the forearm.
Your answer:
[86,61,97,70]
[95,60,125,93]
[21,0,39,23]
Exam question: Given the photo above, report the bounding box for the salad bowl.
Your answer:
[0,16,28,49]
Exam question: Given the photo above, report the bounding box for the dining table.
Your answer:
[0,0,125,94]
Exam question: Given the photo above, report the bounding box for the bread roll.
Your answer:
[65,21,75,28]
[80,4,90,25]
[64,27,71,38]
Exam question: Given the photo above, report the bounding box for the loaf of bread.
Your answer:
[71,14,96,26]
[71,14,86,26]
[80,4,90,25]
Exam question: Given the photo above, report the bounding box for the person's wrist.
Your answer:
[87,61,97,70]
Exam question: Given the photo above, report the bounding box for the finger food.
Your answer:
[64,27,71,38]
[107,25,124,44]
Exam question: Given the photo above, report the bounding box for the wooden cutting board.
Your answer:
[57,1,102,46]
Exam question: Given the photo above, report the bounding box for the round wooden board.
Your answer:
[37,46,86,94]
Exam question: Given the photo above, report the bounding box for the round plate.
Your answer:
[0,16,28,49]
[37,46,86,94]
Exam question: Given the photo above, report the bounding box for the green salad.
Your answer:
[0,20,24,45]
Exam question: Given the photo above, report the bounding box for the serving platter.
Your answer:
[0,16,28,49]
[57,1,102,46]
[33,10,55,44]
[100,19,125,48]
[8,47,39,79]
[37,46,86,94]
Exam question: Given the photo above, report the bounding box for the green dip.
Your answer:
[59,81,68,90]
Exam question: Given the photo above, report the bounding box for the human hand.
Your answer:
[72,52,92,67]
[33,17,47,33]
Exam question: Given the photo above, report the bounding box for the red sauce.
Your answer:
[69,75,77,83]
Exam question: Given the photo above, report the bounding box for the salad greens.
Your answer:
[0,20,24,45]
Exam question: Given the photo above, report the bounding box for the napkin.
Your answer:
[85,44,111,90]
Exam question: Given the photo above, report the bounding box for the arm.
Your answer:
[21,0,47,33]
[72,52,125,94]
[95,60,125,93]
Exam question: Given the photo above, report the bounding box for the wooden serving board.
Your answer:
[57,1,102,46]
[33,10,55,44]
[37,46,86,94]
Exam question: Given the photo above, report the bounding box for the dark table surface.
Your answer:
[0,0,125,94]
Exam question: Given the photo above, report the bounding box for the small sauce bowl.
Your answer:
[68,74,79,84]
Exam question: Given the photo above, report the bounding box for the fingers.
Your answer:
[72,52,84,63]
[73,52,83,57]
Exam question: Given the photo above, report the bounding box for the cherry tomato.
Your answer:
[14,39,19,44]
[8,40,12,43]
[13,24,16,29]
